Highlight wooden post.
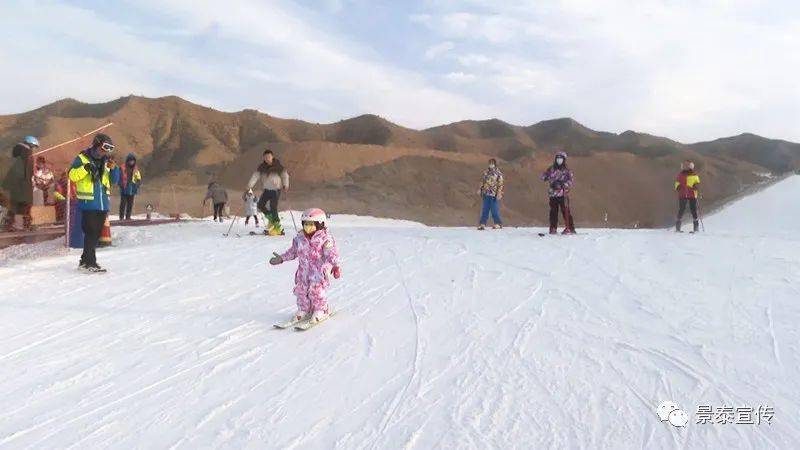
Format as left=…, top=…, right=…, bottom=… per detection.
left=171, top=185, right=179, bottom=219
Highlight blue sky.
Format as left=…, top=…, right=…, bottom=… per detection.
left=1, top=0, right=798, bottom=143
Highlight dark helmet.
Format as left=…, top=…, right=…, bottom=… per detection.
left=92, top=133, right=114, bottom=148
left=126, top=152, right=137, bottom=161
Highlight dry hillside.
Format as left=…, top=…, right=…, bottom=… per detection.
left=2, top=95, right=797, bottom=227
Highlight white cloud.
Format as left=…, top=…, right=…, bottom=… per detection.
left=443, top=72, right=477, bottom=83
left=0, top=0, right=235, bottom=114
left=0, top=0, right=798, bottom=142
left=412, top=0, right=800, bottom=141
left=424, top=41, right=455, bottom=60
left=456, top=54, right=491, bottom=67
left=0, top=0, right=490, bottom=128
left=125, top=0, right=491, bottom=127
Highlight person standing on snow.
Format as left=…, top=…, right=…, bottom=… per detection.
left=203, top=181, right=229, bottom=222
left=541, top=151, right=576, bottom=234
left=477, top=158, right=504, bottom=230
left=247, top=149, right=289, bottom=235
left=118, top=153, right=142, bottom=221
left=674, top=160, right=701, bottom=232
left=32, top=156, right=55, bottom=205
left=1, top=136, right=38, bottom=231
left=242, top=189, right=259, bottom=226
left=54, top=171, right=75, bottom=223
left=68, top=133, right=120, bottom=272
left=269, top=208, right=341, bottom=327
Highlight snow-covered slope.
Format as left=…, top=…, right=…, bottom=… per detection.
left=1, top=191, right=799, bottom=448
left=705, top=175, right=800, bottom=235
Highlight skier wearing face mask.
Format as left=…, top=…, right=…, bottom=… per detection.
left=477, top=158, right=504, bottom=230
left=269, top=208, right=341, bottom=329
left=541, top=151, right=576, bottom=234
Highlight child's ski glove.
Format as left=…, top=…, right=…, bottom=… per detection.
left=332, top=266, right=341, bottom=279
left=269, top=252, right=283, bottom=265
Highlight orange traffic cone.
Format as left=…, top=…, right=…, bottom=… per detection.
left=99, top=215, right=112, bottom=247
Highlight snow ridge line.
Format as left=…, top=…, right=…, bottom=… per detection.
left=0, top=316, right=102, bottom=363
left=1, top=330, right=267, bottom=447
left=371, top=249, right=424, bottom=448
left=765, top=303, right=783, bottom=369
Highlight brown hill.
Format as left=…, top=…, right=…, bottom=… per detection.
left=1, top=95, right=797, bottom=227
left=691, top=133, right=800, bottom=174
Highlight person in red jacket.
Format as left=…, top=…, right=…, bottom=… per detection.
left=54, top=171, right=77, bottom=223
left=674, top=160, right=701, bottom=232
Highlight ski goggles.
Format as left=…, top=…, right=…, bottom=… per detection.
left=100, top=142, right=115, bottom=152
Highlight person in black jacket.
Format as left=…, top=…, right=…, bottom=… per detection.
left=1, top=136, right=39, bottom=231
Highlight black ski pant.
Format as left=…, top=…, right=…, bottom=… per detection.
left=257, top=189, right=280, bottom=219
left=119, top=194, right=135, bottom=220
left=213, top=203, right=226, bottom=221
left=244, top=215, right=259, bottom=225
left=81, top=210, right=107, bottom=267
left=549, top=196, right=575, bottom=231
left=676, top=198, right=699, bottom=231
left=677, top=198, right=698, bottom=221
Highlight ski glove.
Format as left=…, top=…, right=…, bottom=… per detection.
left=84, top=163, right=99, bottom=179
left=269, top=252, right=283, bottom=265
left=332, top=266, right=341, bottom=279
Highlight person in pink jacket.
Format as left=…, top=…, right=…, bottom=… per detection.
left=270, top=208, right=341, bottom=324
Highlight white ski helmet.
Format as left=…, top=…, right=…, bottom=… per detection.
left=301, top=208, right=327, bottom=224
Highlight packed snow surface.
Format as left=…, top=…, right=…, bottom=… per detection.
left=1, top=179, right=799, bottom=449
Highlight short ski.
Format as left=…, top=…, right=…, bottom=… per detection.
left=78, top=266, right=107, bottom=274
left=249, top=230, right=285, bottom=237
left=274, top=315, right=309, bottom=329
left=294, top=311, right=336, bottom=331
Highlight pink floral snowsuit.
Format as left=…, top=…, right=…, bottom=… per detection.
left=280, top=228, right=341, bottom=314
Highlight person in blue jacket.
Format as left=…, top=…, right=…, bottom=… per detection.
left=68, top=134, right=120, bottom=273
left=118, top=152, right=142, bottom=220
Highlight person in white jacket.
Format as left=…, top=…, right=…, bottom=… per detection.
left=247, top=150, right=289, bottom=235
left=242, top=189, right=259, bottom=226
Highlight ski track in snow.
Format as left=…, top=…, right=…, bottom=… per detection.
left=1, top=187, right=800, bottom=449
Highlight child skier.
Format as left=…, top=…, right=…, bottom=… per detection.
left=203, top=181, right=228, bottom=222
left=242, top=189, right=259, bottom=226
left=269, top=208, right=341, bottom=327
left=541, top=151, right=576, bottom=234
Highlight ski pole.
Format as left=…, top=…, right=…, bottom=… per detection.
left=697, top=196, right=705, bottom=232
left=283, top=194, right=298, bottom=232
left=34, top=122, right=114, bottom=156
left=223, top=213, right=239, bottom=237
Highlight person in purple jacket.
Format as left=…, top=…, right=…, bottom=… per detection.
left=541, top=151, right=576, bottom=234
